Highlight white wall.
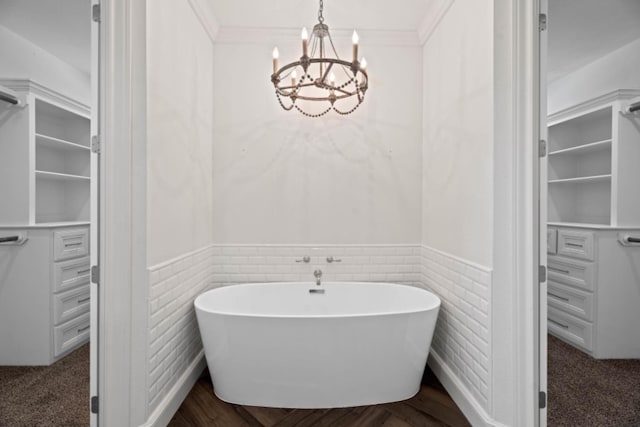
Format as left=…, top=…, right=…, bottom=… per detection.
left=146, top=2, right=214, bottom=266
left=420, top=0, right=522, bottom=425
left=421, top=0, right=494, bottom=267
left=212, top=35, right=423, bottom=245
left=548, top=37, right=640, bottom=114
left=0, top=25, right=90, bottom=105
left=143, top=0, right=215, bottom=422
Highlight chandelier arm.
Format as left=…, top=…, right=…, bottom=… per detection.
left=276, top=82, right=316, bottom=92
left=320, top=62, right=334, bottom=85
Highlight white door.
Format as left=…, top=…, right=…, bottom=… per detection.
left=90, top=1, right=101, bottom=426
left=538, top=0, right=549, bottom=425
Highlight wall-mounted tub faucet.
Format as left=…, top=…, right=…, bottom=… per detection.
left=314, top=269, right=322, bottom=286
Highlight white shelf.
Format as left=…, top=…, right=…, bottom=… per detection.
left=35, top=170, right=91, bottom=182
left=548, top=222, right=640, bottom=230
left=36, top=134, right=90, bottom=152
left=0, top=222, right=90, bottom=229
left=548, top=139, right=611, bottom=157
left=548, top=174, right=611, bottom=184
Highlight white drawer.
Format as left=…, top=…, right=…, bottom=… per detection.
left=53, top=256, right=90, bottom=293
left=548, top=280, right=594, bottom=321
left=548, top=307, right=593, bottom=352
left=53, top=228, right=89, bottom=261
left=547, top=256, right=595, bottom=292
left=557, top=229, right=594, bottom=261
left=54, top=312, right=90, bottom=357
left=547, top=228, right=557, bottom=255
left=53, top=285, right=90, bottom=326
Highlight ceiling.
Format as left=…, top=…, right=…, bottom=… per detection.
left=1, top=0, right=639, bottom=82
left=0, top=0, right=91, bottom=75
left=548, top=0, right=640, bottom=81
left=209, top=0, right=433, bottom=32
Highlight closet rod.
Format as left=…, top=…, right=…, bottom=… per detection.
left=0, top=236, right=19, bottom=243
left=629, top=101, right=640, bottom=113
left=0, top=91, right=18, bottom=105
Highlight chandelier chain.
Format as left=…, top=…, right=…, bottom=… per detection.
left=318, top=0, right=324, bottom=23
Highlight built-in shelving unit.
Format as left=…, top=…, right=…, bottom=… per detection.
left=0, top=79, right=91, bottom=226
left=547, top=90, right=640, bottom=227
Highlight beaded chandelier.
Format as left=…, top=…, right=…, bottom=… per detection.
left=270, top=0, right=369, bottom=117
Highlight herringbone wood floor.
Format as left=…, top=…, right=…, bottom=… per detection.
left=169, top=367, right=470, bottom=427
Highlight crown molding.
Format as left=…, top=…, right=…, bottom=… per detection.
left=0, top=78, right=90, bottom=114
left=187, top=0, right=219, bottom=43
left=214, top=27, right=421, bottom=47
left=418, top=0, right=456, bottom=45
left=548, top=89, right=640, bottom=122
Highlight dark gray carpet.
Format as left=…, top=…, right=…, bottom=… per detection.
left=548, top=334, right=640, bottom=427
left=0, top=344, right=89, bottom=427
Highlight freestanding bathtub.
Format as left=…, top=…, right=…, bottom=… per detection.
left=194, top=282, right=441, bottom=408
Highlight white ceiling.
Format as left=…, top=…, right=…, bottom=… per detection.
left=209, top=0, right=433, bottom=31
left=1, top=0, right=639, bottom=82
left=548, top=0, right=640, bottom=81
left=0, top=0, right=91, bottom=75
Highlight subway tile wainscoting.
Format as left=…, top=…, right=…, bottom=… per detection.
left=146, top=243, right=492, bottom=423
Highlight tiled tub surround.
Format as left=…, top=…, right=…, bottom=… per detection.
left=419, top=245, right=492, bottom=412
left=148, top=246, right=215, bottom=411
left=210, top=245, right=422, bottom=285
left=145, top=243, right=491, bottom=420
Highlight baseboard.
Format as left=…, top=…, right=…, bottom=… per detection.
left=142, top=351, right=207, bottom=427
left=428, top=351, right=508, bottom=427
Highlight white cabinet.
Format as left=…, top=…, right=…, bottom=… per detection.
left=0, top=79, right=90, bottom=226
left=0, top=225, right=90, bottom=365
left=547, top=226, right=640, bottom=358
left=548, top=90, right=640, bottom=227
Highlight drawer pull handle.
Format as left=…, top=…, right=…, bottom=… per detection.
left=77, top=325, right=90, bottom=333
left=549, top=319, right=569, bottom=329
left=77, top=297, right=91, bottom=304
left=566, top=243, right=583, bottom=248
left=548, top=292, right=570, bottom=302
left=64, top=242, right=83, bottom=248
left=548, top=266, right=570, bottom=274
left=77, top=269, right=91, bottom=275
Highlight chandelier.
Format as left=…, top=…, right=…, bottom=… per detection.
left=270, top=0, right=369, bottom=117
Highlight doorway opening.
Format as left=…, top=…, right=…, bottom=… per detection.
left=0, top=1, right=98, bottom=425
left=543, top=1, right=640, bottom=425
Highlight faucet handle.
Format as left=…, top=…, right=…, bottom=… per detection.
left=326, top=256, right=342, bottom=263
left=296, top=256, right=311, bottom=263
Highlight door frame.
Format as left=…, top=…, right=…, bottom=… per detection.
left=94, top=0, right=546, bottom=425
left=96, top=0, right=148, bottom=425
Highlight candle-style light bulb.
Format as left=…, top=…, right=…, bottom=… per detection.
left=352, top=30, right=359, bottom=62
left=301, top=27, right=309, bottom=57
left=272, top=47, right=279, bottom=74
left=360, top=57, right=367, bottom=70
left=291, top=70, right=298, bottom=88
left=329, top=72, right=336, bottom=88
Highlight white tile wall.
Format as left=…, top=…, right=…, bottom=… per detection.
left=210, top=244, right=421, bottom=285
left=145, top=243, right=492, bottom=415
left=418, top=244, right=492, bottom=410
left=147, top=245, right=215, bottom=411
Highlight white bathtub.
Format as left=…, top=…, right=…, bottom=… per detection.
left=194, top=282, right=441, bottom=408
